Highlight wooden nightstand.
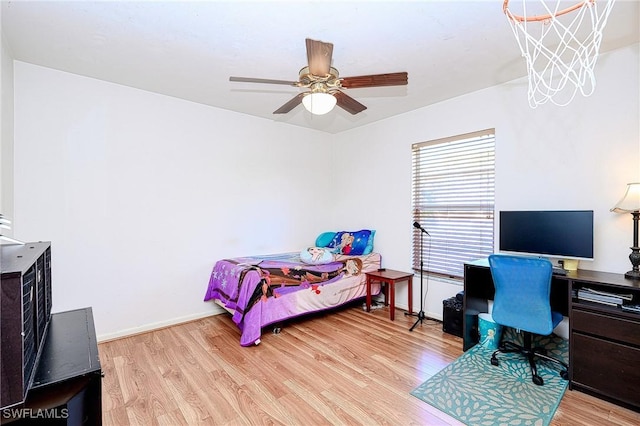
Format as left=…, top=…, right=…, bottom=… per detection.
left=365, top=269, right=414, bottom=320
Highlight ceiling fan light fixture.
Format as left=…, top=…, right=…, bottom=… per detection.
left=302, top=92, right=337, bottom=115
left=230, top=38, right=407, bottom=116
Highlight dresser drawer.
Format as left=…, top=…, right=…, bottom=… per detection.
left=571, top=333, right=640, bottom=409
left=572, top=308, right=640, bottom=346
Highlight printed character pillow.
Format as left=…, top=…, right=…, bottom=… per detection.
left=300, top=247, right=334, bottom=264
left=328, top=230, right=373, bottom=255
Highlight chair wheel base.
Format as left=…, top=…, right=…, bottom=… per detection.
left=560, top=370, right=569, bottom=380
left=490, top=357, right=499, bottom=366
left=533, top=375, right=544, bottom=386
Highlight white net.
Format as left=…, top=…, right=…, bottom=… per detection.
left=504, top=0, right=616, bottom=108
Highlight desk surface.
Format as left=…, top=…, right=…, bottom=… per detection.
left=466, top=258, right=639, bottom=290
left=31, top=308, right=101, bottom=389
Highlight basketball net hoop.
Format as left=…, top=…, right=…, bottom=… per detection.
left=503, top=0, right=616, bottom=108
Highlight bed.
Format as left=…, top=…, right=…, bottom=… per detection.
left=203, top=230, right=381, bottom=346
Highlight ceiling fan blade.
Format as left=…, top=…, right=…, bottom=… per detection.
left=306, top=38, right=333, bottom=76
left=334, top=91, right=367, bottom=115
left=340, top=72, right=408, bottom=89
left=273, top=93, right=305, bottom=114
left=230, top=76, right=298, bottom=86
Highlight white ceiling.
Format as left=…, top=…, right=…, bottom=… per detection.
left=2, top=0, right=638, bottom=134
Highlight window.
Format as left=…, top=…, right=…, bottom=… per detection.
left=412, top=129, right=495, bottom=279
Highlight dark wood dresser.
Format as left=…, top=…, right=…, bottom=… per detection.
left=568, top=270, right=640, bottom=410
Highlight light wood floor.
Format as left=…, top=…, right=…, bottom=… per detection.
left=99, top=304, right=640, bottom=425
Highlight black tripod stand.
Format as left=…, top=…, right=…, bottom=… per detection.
left=406, top=221, right=430, bottom=331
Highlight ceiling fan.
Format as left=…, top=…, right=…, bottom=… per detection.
left=229, top=38, right=408, bottom=116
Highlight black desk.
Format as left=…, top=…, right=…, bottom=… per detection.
left=463, top=258, right=570, bottom=351
left=463, top=259, right=640, bottom=411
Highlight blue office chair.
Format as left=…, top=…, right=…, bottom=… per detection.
left=488, top=254, right=569, bottom=386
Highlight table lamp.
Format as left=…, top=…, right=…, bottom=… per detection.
left=611, top=182, right=640, bottom=279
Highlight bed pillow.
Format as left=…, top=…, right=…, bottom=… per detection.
left=315, top=232, right=337, bottom=248
left=327, top=230, right=374, bottom=256
left=300, top=247, right=334, bottom=264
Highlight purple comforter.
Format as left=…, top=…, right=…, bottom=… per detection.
left=204, top=252, right=381, bottom=346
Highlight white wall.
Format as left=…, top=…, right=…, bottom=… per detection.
left=11, top=44, right=639, bottom=338
left=331, top=44, right=640, bottom=320
left=13, top=62, right=334, bottom=339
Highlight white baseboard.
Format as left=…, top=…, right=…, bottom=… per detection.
left=97, top=305, right=225, bottom=343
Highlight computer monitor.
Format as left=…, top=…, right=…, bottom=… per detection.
left=499, top=210, right=594, bottom=261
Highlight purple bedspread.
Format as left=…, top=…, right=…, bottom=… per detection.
left=204, top=252, right=382, bottom=346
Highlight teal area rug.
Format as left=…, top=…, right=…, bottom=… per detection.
left=411, top=329, right=569, bottom=426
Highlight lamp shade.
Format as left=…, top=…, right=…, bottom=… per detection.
left=611, top=182, right=640, bottom=213
left=302, top=92, right=337, bottom=115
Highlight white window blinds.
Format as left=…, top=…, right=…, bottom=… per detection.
left=412, top=129, right=495, bottom=279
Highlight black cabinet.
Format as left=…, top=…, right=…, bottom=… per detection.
left=1, top=242, right=52, bottom=409
left=2, top=308, right=102, bottom=425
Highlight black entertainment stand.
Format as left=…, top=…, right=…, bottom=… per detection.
left=463, top=258, right=640, bottom=411
left=2, top=308, right=102, bottom=425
